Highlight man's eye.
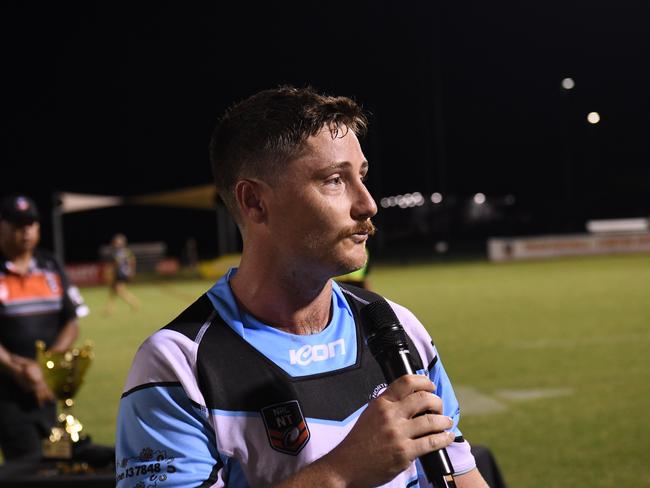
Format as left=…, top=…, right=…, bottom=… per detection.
left=326, top=176, right=343, bottom=185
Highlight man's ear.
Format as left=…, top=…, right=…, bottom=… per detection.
left=234, top=179, right=267, bottom=224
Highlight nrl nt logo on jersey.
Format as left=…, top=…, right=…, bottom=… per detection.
left=261, top=400, right=310, bottom=455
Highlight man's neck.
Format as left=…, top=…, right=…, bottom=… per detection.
left=1, top=247, right=33, bottom=275
left=230, top=252, right=333, bottom=335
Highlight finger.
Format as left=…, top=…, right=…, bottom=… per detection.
left=400, top=390, right=443, bottom=417
left=410, top=430, right=456, bottom=458
left=404, top=413, right=454, bottom=439
left=381, top=375, right=435, bottom=402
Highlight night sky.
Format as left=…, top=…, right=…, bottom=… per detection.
left=4, top=1, right=650, bottom=260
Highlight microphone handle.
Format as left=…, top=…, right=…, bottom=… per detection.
left=377, top=349, right=457, bottom=488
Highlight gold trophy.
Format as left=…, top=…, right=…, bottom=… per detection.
left=36, top=340, right=93, bottom=459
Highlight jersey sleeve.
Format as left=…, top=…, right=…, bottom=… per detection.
left=388, top=300, right=478, bottom=478
left=64, top=283, right=89, bottom=318
left=115, top=329, right=227, bottom=487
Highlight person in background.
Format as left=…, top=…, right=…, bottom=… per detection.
left=104, top=233, right=139, bottom=314
left=115, top=87, right=487, bottom=487
left=0, top=194, right=86, bottom=461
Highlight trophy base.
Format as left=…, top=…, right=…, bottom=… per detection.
left=42, top=428, right=72, bottom=459
left=42, top=428, right=90, bottom=461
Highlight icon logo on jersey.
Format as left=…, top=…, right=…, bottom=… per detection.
left=261, top=400, right=310, bottom=455
left=289, top=338, right=346, bottom=366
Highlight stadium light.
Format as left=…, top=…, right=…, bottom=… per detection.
left=587, top=112, right=600, bottom=124
left=561, top=77, right=575, bottom=90
left=413, top=192, right=425, bottom=207
left=380, top=191, right=426, bottom=209
left=431, top=192, right=443, bottom=204
left=473, top=193, right=486, bottom=205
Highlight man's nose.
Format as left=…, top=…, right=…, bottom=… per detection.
left=351, top=181, right=378, bottom=220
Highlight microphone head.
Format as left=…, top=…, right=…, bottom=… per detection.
left=360, top=300, right=409, bottom=356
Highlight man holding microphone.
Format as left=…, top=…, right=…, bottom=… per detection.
left=116, top=87, right=488, bottom=487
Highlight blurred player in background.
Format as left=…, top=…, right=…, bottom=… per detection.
left=0, top=194, right=87, bottom=460
left=104, top=233, right=139, bottom=315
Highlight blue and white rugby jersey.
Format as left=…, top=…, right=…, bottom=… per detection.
left=116, top=269, right=476, bottom=487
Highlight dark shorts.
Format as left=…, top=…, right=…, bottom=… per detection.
left=115, top=274, right=130, bottom=283
left=112, top=270, right=131, bottom=286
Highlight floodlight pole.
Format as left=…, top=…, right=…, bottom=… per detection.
left=560, top=85, right=576, bottom=232
left=432, top=3, right=451, bottom=251
left=432, top=7, right=448, bottom=197
left=52, top=192, right=65, bottom=264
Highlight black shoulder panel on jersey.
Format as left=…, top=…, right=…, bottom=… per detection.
left=338, top=282, right=426, bottom=371
left=162, top=294, right=215, bottom=342
left=195, top=283, right=429, bottom=421
left=196, top=309, right=386, bottom=422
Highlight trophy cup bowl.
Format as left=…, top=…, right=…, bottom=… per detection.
left=36, top=340, right=93, bottom=460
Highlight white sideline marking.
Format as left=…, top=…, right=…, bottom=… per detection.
left=456, top=386, right=574, bottom=416
left=454, top=386, right=508, bottom=416
left=494, top=388, right=573, bottom=402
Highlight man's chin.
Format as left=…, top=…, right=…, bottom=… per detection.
left=334, top=256, right=367, bottom=277
left=322, top=242, right=367, bottom=277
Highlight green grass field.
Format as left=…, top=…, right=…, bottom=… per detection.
left=72, top=253, right=650, bottom=487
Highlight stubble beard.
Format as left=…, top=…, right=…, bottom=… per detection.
left=328, top=219, right=376, bottom=276
left=294, top=219, right=375, bottom=279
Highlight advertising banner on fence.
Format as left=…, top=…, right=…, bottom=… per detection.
left=66, top=262, right=108, bottom=286
left=488, top=232, right=650, bottom=261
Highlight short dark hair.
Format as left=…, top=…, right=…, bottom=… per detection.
left=209, top=86, right=367, bottom=221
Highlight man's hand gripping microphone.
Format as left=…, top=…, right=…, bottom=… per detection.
left=361, top=300, right=457, bottom=488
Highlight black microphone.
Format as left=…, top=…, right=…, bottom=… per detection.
left=361, top=300, right=456, bottom=488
